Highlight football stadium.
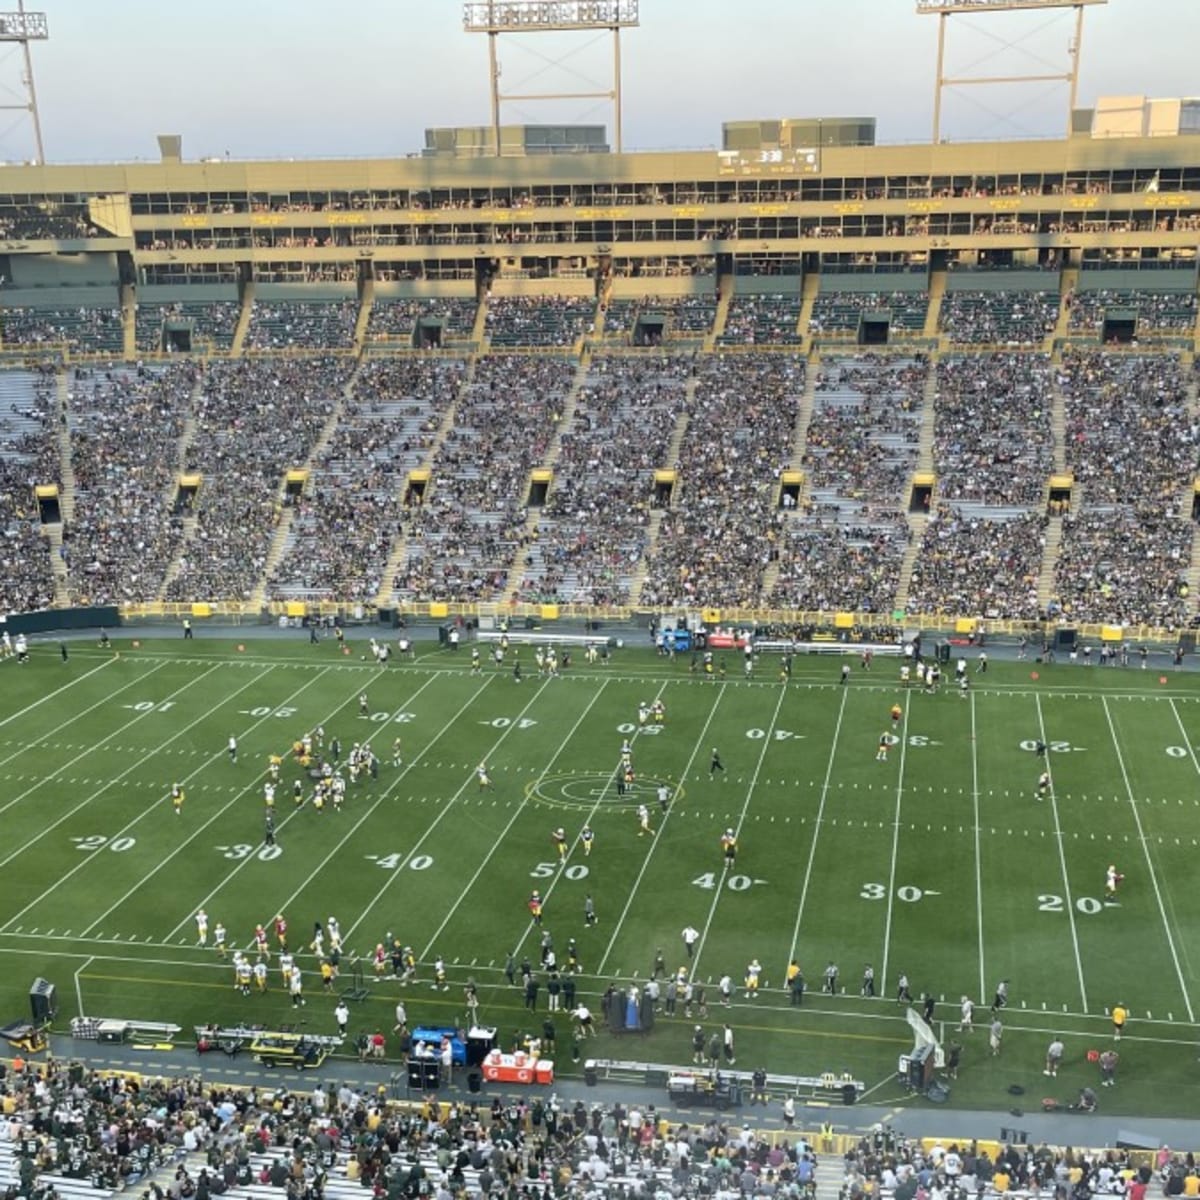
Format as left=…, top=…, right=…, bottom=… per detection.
left=3, top=0, right=1200, bottom=1194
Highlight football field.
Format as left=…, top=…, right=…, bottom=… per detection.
left=2, top=633, right=1199, bottom=1117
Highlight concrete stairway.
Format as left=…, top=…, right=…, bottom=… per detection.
left=625, top=401, right=692, bottom=602
left=471, top=293, right=488, bottom=346
left=352, top=284, right=374, bottom=354
left=120, top=282, right=137, bottom=361
left=789, top=353, right=819, bottom=471
left=922, top=265, right=947, bottom=339
left=706, top=281, right=734, bottom=349
left=915, top=363, right=939, bottom=473
left=43, top=524, right=69, bottom=606
left=893, top=511, right=927, bottom=615
left=763, top=353, right=822, bottom=596
left=56, top=371, right=77, bottom=524
left=1048, top=365, right=1068, bottom=471
left=250, top=365, right=360, bottom=608
left=230, top=284, right=255, bottom=357
left=1050, top=265, right=1080, bottom=347
left=798, top=271, right=820, bottom=350
left=1037, top=511, right=1066, bottom=612
left=156, top=374, right=205, bottom=602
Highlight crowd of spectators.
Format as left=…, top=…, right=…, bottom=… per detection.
left=1052, top=351, right=1194, bottom=625
left=906, top=507, right=1046, bottom=620
left=839, top=1126, right=1172, bottom=1200
left=395, top=355, right=575, bottom=603
left=804, top=355, right=927, bottom=509
left=0, top=1057, right=823, bottom=1200
left=640, top=353, right=803, bottom=608
left=767, top=525, right=907, bottom=614
left=165, top=359, right=350, bottom=603
left=1, top=307, right=125, bottom=354
left=485, top=297, right=595, bottom=348
left=135, top=302, right=242, bottom=353
left=367, top=298, right=479, bottom=344
left=518, top=355, right=691, bottom=606
left=246, top=302, right=358, bottom=351
left=0, top=366, right=59, bottom=612
left=0, top=204, right=96, bottom=241
left=603, top=295, right=718, bottom=344
left=809, top=292, right=929, bottom=335
left=931, top=354, right=1055, bottom=507
left=938, top=291, right=1058, bottom=347
left=269, top=357, right=466, bottom=602
left=1068, top=289, right=1196, bottom=334
left=717, top=295, right=804, bottom=346
left=65, top=364, right=199, bottom=605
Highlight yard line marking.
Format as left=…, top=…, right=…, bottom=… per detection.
left=1102, top=697, right=1194, bottom=1021
left=0, top=657, right=230, bottom=832
left=83, top=665, right=365, bottom=939
left=970, top=690, right=985, bottom=1003
left=0, top=654, right=124, bottom=730
left=879, top=704, right=910, bottom=995
left=786, top=687, right=848, bottom=972
left=420, top=679, right=613, bottom=960
left=160, top=670, right=450, bottom=943
left=597, top=685, right=728, bottom=977
left=342, top=676, right=559, bottom=948
left=506, top=679, right=672, bottom=962
left=1036, top=692, right=1088, bottom=1012
left=692, top=681, right=789, bottom=980
left=0, top=660, right=187, bottom=820
left=0, top=664, right=275, bottom=927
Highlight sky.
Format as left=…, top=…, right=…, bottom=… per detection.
left=0, top=0, right=1195, bottom=163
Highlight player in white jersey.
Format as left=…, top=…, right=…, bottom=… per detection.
left=253, top=960, right=268, bottom=993
left=638, top=702, right=650, bottom=727
left=214, top=923, right=228, bottom=957
left=477, top=763, right=493, bottom=791
left=195, top=909, right=209, bottom=946
left=327, top=916, right=342, bottom=951
left=264, top=782, right=276, bottom=809
left=279, top=952, right=295, bottom=986
left=227, top=736, right=237, bottom=763
left=637, top=805, right=652, bottom=836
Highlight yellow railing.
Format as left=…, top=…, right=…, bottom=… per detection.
left=106, top=597, right=1183, bottom=646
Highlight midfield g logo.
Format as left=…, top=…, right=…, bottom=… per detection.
left=524, top=771, right=682, bottom=812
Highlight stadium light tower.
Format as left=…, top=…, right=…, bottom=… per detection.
left=917, top=0, right=1107, bottom=143
left=463, top=1, right=640, bottom=156
left=0, top=1, right=48, bottom=164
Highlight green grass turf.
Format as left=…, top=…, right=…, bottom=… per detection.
left=2, top=634, right=1199, bottom=1118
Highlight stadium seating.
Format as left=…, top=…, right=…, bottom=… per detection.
left=366, top=296, right=479, bottom=344
left=518, top=353, right=692, bottom=605
left=1, top=306, right=125, bottom=353
left=718, top=293, right=804, bottom=345
left=0, top=367, right=58, bottom=612
left=809, top=291, right=929, bottom=336
left=603, top=294, right=718, bottom=343
left=245, top=300, right=358, bottom=350
left=485, top=295, right=595, bottom=347
left=939, top=290, right=1058, bottom=346
left=640, top=352, right=803, bottom=608
left=931, top=354, right=1055, bottom=507
left=1052, top=350, right=1193, bottom=625
left=165, top=358, right=352, bottom=602
left=67, top=363, right=198, bottom=605
left=135, top=300, right=241, bottom=352
left=1069, top=288, right=1197, bottom=335
left=395, top=355, right=576, bottom=602
left=269, top=357, right=466, bottom=601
